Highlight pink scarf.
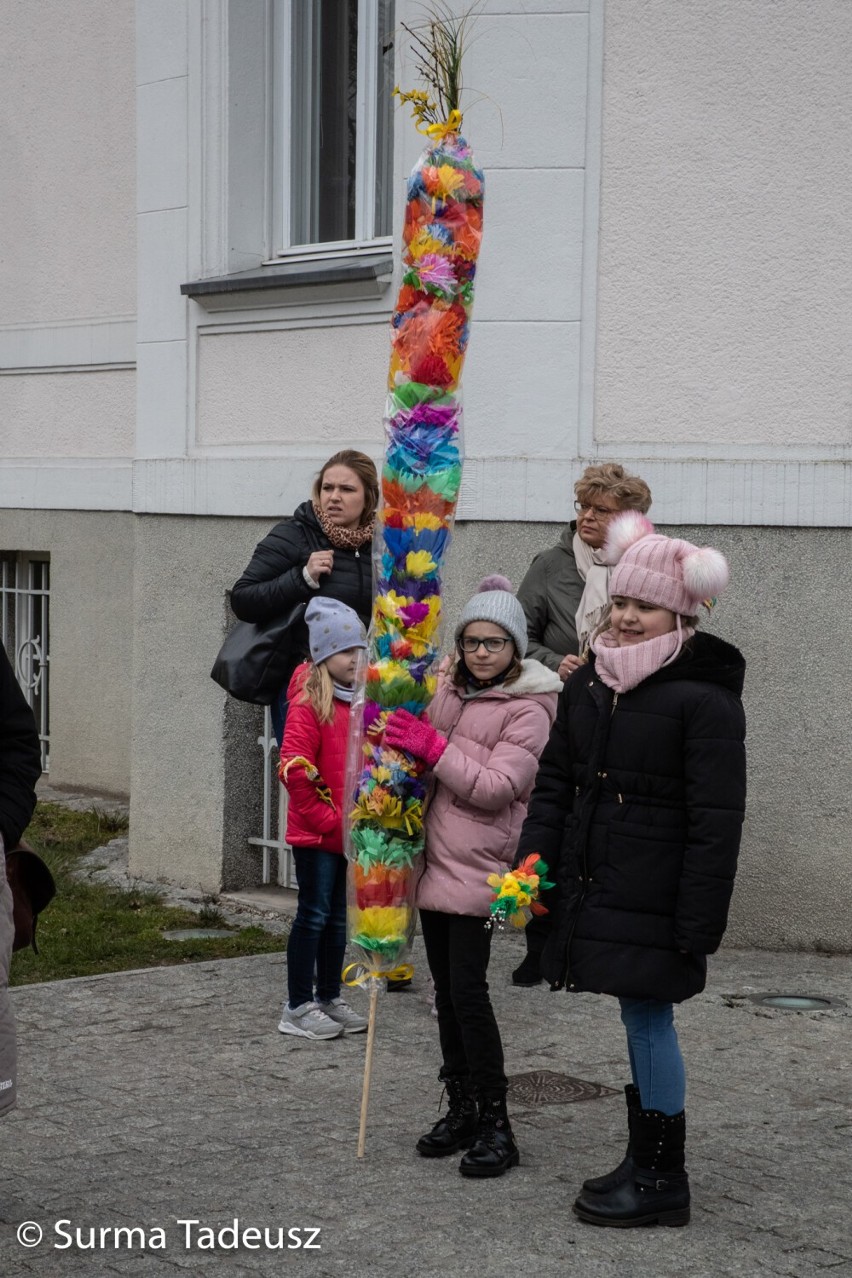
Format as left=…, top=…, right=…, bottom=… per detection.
left=591, top=620, right=695, bottom=694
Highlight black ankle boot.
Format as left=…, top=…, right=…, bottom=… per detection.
left=459, top=1094, right=520, bottom=1178
left=416, top=1075, right=477, bottom=1158
left=511, top=952, right=543, bottom=986
left=582, top=1084, right=640, bottom=1194
left=574, top=1107, right=690, bottom=1227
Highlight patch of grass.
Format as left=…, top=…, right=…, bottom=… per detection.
left=197, top=901, right=227, bottom=928
left=10, top=803, right=285, bottom=986
left=90, top=805, right=130, bottom=836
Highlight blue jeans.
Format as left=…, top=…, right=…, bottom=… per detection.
left=618, top=998, right=686, bottom=1115
left=287, top=847, right=347, bottom=1008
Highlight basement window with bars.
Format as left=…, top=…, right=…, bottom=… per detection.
left=275, top=0, right=395, bottom=255
left=0, top=553, right=49, bottom=773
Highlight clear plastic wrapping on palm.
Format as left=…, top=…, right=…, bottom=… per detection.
left=346, top=118, right=484, bottom=983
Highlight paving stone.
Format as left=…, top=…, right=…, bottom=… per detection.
left=1, top=941, right=850, bottom=1276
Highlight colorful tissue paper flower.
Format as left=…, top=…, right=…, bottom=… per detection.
left=488, top=856, right=555, bottom=928
left=381, top=478, right=456, bottom=519
left=408, top=354, right=454, bottom=389
left=412, top=253, right=457, bottom=297
left=421, top=162, right=466, bottom=199
left=348, top=905, right=413, bottom=956
left=350, top=827, right=422, bottom=871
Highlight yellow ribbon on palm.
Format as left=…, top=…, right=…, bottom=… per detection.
left=342, top=962, right=415, bottom=988
left=420, top=109, right=463, bottom=140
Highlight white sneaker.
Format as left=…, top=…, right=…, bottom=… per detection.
left=317, top=997, right=368, bottom=1034
left=278, top=1001, right=343, bottom=1040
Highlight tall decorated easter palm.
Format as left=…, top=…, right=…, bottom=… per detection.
left=346, top=6, right=485, bottom=1156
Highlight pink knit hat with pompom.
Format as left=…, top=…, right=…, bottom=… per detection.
left=604, top=512, right=730, bottom=616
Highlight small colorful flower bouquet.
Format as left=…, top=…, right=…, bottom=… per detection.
left=487, top=854, right=555, bottom=928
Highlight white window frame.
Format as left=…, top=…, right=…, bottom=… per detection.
left=272, top=0, right=394, bottom=262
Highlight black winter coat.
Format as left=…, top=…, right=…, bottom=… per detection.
left=516, top=632, right=746, bottom=1003
left=0, top=644, right=41, bottom=849
left=229, top=502, right=373, bottom=688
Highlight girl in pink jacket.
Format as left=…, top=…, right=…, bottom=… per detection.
left=385, top=577, right=561, bottom=1177
left=277, top=598, right=369, bottom=1042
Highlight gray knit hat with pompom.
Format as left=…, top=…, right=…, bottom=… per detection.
left=454, top=575, right=528, bottom=659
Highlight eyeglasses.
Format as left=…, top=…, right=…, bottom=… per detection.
left=458, top=635, right=512, bottom=654
left=574, top=500, right=618, bottom=518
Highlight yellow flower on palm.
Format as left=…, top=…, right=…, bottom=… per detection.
left=408, top=229, right=449, bottom=260
left=433, top=163, right=465, bottom=197
left=406, top=550, right=438, bottom=578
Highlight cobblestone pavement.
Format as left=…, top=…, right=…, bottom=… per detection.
left=1, top=937, right=850, bottom=1278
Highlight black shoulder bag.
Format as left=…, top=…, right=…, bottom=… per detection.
left=210, top=598, right=307, bottom=705
left=210, top=522, right=321, bottom=705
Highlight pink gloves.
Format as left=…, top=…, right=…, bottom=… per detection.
left=384, top=708, right=448, bottom=767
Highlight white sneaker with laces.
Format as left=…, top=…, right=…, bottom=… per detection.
left=278, top=1001, right=343, bottom=1040
left=318, top=997, right=368, bottom=1034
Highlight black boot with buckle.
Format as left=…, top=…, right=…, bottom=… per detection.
left=573, top=1107, right=690, bottom=1227
left=581, top=1084, right=640, bottom=1194
left=416, top=1074, right=478, bottom=1158
left=458, top=1094, right=520, bottom=1178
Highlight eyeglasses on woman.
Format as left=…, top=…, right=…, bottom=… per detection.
left=574, top=500, right=618, bottom=518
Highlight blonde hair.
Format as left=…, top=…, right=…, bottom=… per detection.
left=298, top=662, right=336, bottom=724
left=312, top=450, right=379, bottom=525
left=575, top=463, right=652, bottom=514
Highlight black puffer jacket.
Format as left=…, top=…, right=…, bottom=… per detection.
left=516, top=632, right=746, bottom=1003
left=230, top=502, right=373, bottom=685
left=0, top=644, right=41, bottom=849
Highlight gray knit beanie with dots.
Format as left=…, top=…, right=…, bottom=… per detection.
left=305, top=597, right=367, bottom=665
left=454, top=575, right=528, bottom=659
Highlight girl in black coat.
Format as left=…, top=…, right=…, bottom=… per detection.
left=230, top=450, right=378, bottom=742
left=517, top=512, right=746, bottom=1229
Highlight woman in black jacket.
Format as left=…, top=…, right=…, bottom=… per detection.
left=230, top=450, right=378, bottom=743
left=517, top=512, right=746, bottom=1229
left=0, top=642, right=42, bottom=1119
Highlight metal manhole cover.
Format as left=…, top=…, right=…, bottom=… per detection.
left=508, top=1070, right=619, bottom=1106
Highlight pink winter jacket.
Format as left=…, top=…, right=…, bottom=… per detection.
left=416, top=660, right=561, bottom=917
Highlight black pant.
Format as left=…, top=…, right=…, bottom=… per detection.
left=419, top=909, right=507, bottom=1098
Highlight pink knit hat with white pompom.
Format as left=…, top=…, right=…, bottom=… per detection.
left=604, top=512, right=730, bottom=616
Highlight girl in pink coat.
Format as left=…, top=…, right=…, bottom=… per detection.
left=384, top=577, right=561, bottom=1177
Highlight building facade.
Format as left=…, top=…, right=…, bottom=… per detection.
left=1, top=0, right=850, bottom=949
